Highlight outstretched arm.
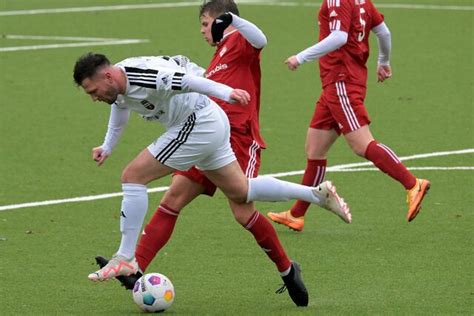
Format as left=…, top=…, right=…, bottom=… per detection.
left=372, top=22, right=392, bottom=82
left=211, top=12, right=267, bottom=48
left=170, top=55, right=206, bottom=77
left=182, top=74, right=250, bottom=105
left=285, top=30, right=348, bottom=70
left=94, top=104, right=130, bottom=166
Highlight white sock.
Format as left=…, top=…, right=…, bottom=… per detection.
left=117, top=183, right=148, bottom=259
left=247, top=176, right=321, bottom=205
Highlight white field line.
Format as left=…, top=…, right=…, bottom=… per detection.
left=0, top=2, right=203, bottom=16
left=0, top=1, right=471, bottom=16
left=4, top=35, right=126, bottom=42
left=243, top=1, right=474, bottom=11
left=0, top=37, right=149, bottom=52
left=328, top=166, right=474, bottom=172
left=0, top=148, right=472, bottom=212
left=265, top=148, right=474, bottom=177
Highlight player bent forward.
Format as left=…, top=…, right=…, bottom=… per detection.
left=73, top=53, right=349, bottom=306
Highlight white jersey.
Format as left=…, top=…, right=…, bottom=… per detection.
left=115, top=55, right=209, bottom=129
left=100, top=55, right=235, bottom=154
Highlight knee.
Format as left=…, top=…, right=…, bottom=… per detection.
left=305, top=142, right=328, bottom=160
left=161, top=187, right=186, bottom=211
left=227, top=193, right=247, bottom=205
left=121, top=165, right=140, bottom=183
left=232, top=211, right=248, bottom=226
left=349, top=142, right=369, bottom=157
left=352, top=146, right=366, bottom=157
left=223, top=185, right=248, bottom=204
left=231, top=204, right=255, bottom=226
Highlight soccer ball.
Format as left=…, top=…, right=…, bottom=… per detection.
left=132, top=273, right=175, bottom=313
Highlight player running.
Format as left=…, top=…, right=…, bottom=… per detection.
left=268, top=0, right=430, bottom=232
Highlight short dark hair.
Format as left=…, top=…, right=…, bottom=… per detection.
left=73, top=52, right=110, bottom=86
left=199, top=0, right=239, bottom=18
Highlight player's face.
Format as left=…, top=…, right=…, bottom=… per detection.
left=81, top=72, right=118, bottom=105
left=200, top=13, right=216, bottom=47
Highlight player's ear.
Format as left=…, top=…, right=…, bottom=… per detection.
left=104, top=71, right=113, bottom=82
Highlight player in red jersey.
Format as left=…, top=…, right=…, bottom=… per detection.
left=92, top=0, right=333, bottom=306
left=268, top=0, right=430, bottom=231
left=137, top=1, right=274, bottom=277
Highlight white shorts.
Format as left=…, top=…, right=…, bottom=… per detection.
left=147, top=102, right=236, bottom=171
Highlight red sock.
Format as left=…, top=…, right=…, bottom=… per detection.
left=135, top=204, right=179, bottom=272
left=291, top=159, right=327, bottom=218
left=244, top=211, right=291, bottom=272
left=365, top=140, right=416, bottom=190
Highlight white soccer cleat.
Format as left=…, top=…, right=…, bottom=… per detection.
left=88, top=254, right=139, bottom=281
left=313, top=181, right=352, bottom=223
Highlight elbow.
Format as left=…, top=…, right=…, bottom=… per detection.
left=253, top=34, right=267, bottom=49
left=336, top=39, right=347, bottom=49
left=255, top=40, right=267, bottom=49
left=373, top=22, right=391, bottom=38
left=332, top=31, right=348, bottom=49
left=379, top=28, right=391, bottom=38
left=336, top=36, right=348, bottom=49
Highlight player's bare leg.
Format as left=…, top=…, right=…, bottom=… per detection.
left=203, top=161, right=340, bottom=206
left=343, top=125, right=375, bottom=157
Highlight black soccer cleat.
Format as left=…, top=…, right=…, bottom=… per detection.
left=94, top=256, right=142, bottom=290
left=118, top=271, right=142, bottom=290
left=276, top=261, right=309, bottom=307
left=95, top=256, right=109, bottom=269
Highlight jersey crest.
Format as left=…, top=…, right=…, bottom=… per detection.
left=219, top=46, right=228, bottom=57
left=140, top=99, right=156, bottom=110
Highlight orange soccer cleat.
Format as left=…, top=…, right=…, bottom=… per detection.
left=406, top=178, right=431, bottom=222
left=267, top=210, right=305, bottom=232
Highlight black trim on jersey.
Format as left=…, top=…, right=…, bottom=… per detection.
left=125, top=67, right=158, bottom=89
left=124, top=66, right=158, bottom=75
left=127, top=73, right=156, bottom=80
left=155, top=113, right=196, bottom=163
left=171, top=72, right=185, bottom=91
left=128, top=76, right=156, bottom=84
left=129, top=81, right=156, bottom=89
left=161, top=56, right=170, bottom=61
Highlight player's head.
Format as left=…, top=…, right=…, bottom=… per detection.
left=73, top=53, right=121, bottom=104
left=199, top=0, right=239, bottom=18
left=199, top=0, right=239, bottom=46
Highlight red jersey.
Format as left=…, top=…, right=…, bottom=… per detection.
left=205, top=31, right=266, bottom=148
left=318, top=0, right=384, bottom=87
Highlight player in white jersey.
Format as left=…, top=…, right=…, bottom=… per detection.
left=73, top=53, right=348, bottom=306
left=113, top=55, right=209, bottom=129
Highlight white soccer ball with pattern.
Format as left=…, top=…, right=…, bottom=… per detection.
left=132, top=273, right=175, bottom=312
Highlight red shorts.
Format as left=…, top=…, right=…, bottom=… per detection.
left=173, top=130, right=262, bottom=196
left=310, top=81, right=370, bottom=134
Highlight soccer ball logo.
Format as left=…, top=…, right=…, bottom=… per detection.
left=132, top=273, right=175, bottom=312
